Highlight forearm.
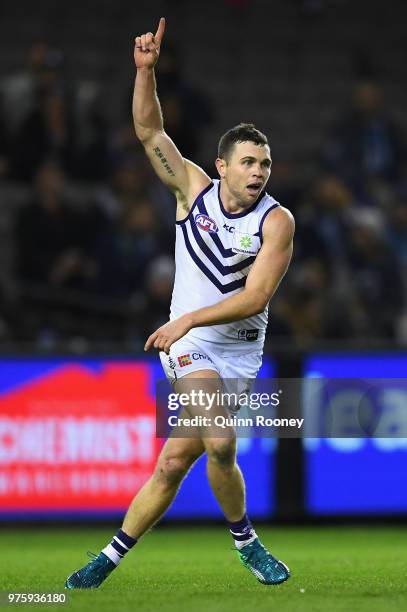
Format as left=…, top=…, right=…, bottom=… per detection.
left=185, top=289, right=266, bottom=330
left=133, top=67, right=163, bottom=142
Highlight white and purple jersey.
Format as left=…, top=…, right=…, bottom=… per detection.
left=170, top=179, right=280, bottom=346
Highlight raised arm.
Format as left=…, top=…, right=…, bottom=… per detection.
left=133, top=18, right=210, bottom=213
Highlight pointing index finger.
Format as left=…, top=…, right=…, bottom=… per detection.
left=154, top=17, right=166, bottom=44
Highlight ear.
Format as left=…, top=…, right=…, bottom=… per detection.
left=215, top=157, right=226, bottom=179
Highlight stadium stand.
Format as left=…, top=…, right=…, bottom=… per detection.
left=0, top=0, right=405, bottom=347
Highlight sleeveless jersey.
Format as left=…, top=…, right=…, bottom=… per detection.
left=170, top=179, right=280, bottom=345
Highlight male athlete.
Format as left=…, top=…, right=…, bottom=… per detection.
left=66, top=17, right=294, bottom=589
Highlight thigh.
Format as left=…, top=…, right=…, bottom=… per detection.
left=174, top=369, right=225, bottom=419
left=173, top=369, right=236, bottom=439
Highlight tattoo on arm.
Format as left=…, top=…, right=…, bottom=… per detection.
left=153, top=146, right=176, bottom=177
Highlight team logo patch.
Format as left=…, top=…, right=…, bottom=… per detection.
left=195, top=213, right=218, bottom=233
left=178, top=354, right=192, bottom=367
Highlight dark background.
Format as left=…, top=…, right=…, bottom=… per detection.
left=0, top=0, right=406, bottom=352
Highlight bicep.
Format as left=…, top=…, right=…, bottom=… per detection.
left=143, top=131, right=210, bottom=201
left=143, top=131, right=188, bottom=195
left=245, top=207, right=295, bottom=305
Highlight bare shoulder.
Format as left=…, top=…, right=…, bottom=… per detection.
left=262, top=205, right=295, bottom=246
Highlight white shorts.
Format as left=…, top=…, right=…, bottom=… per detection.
left=160, top=335, right=263, bottom=391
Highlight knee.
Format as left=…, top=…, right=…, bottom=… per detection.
left=155, top=455, right=193, bottom=489
left=206, top=438, right=236, bottom=470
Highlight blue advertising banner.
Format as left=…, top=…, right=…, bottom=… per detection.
left=304, top=354, right=407, bottom=514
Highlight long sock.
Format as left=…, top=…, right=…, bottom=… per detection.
left=228, top=513, right=257, bottom=550
left=101, top=528, right=138, bottom=566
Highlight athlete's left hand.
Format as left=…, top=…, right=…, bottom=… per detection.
left=144, top=316, right=192, bottom=354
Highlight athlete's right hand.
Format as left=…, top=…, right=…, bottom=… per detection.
left=134, top=17, right=166, bottom=69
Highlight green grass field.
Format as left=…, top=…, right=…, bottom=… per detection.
left=2, top=526, right=407, bottom=612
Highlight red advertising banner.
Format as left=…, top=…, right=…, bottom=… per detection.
left=0, top=361, right=160, bottom=511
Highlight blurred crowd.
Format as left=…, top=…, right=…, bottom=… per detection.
left=0, top=42, right=406, bottom=349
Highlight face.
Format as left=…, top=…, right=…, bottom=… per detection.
left=216, top=141, right=272, bottom=206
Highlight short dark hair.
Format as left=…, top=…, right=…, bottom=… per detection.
left=218, top=123, right=269, bottom=161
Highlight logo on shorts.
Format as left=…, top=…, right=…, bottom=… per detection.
left=192, top=352, right=213, bottom=363
left=168, top=356, right=177, bottom=370
left=178, top=354, right=192, bottom=367
left=238, top=329, right=259, bottom=342
left=195, top=214, right=218, bottom=233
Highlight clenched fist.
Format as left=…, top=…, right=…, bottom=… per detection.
left=134, top=17, right=166, bottom=69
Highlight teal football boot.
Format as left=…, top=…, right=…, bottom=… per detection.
left=65, top=552, right=116, bottom=589
left=237, top=538, right=290, bottom=585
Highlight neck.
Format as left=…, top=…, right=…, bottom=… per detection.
left=219, top=179, right=248, bottom=215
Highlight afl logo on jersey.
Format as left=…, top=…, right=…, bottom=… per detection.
left=195, top=213, right=218, bottom=233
